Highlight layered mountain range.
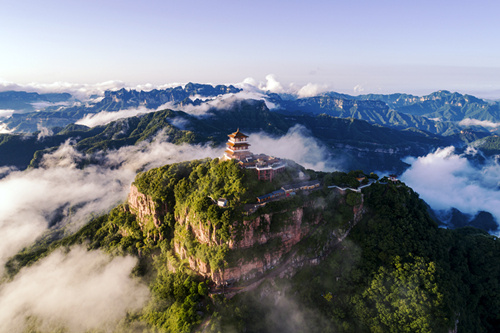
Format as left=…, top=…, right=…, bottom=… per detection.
left=1, top=84, right=499, bottom=135
left=1, top=84, right=498, bottom=172
left=3, top=84, right=500, bottom=332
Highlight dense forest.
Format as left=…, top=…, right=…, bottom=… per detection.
left=6, top=159, right=500, bottom=332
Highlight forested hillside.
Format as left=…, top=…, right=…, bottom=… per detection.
left=6, top=158, right=500, bottom=332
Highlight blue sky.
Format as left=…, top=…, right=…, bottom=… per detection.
left=1, top=0, right=500, bottom=97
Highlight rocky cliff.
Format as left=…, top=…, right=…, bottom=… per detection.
left=128, top=185, right=168, bottom=229
left=127, top=182, right=364, bottom=286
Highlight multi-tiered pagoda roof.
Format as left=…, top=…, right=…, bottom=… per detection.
left=222, top=129, right=286, bottom=181
left=224, top=129, right=251, bottom=160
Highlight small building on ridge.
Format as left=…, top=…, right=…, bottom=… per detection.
left=223, top=129, right=286, bottom=181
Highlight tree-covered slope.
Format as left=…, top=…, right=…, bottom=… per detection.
left=470, top=135, right=500, bottom=156
left=211, top=182, right=500, bottom=333
left=5, top=159, right=500, bottom=333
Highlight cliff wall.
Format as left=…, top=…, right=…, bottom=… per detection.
left=128, top=185, right=168, bottom=228
left=128, top=183, right=363, bottom=286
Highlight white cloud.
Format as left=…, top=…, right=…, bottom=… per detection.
left=248, top=124, right=341, bottom=171
left=297, top=83, right=329, bottom=98
left=189, top=94, right=217, bottom=102
left=237, top=75, right=330, bottom=100
left=0, top=134, right=224, bottom=272
left=459, top=118, right=500, bottom=128
left=259, top=74, right=285, bottom=93
left=36, top=124, right=53, bottom=140
left=168, top=116, right=190, bottom=130
left=0, top=166, right=16, bottom=178
left=0, top=246, right=149, bottom=333
left=0, top=122, right=14, bottom=134
left=353, top=84, right=365, bottom=94
left=401, top=146, right=500, bottom=230
left=242, top=77, right=258, bottom=87
left=75, top=107, right=152, bottom=127
left=0, top=109, right=14, bottom=119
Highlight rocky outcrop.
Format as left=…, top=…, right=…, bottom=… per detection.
left=229, top=208, right=312, bottom=251
left=128, top=183, right=364, bottom=286
left=127, top=184, right=167, bottom=228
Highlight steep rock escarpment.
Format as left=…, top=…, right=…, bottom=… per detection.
left=128, top=183, right=363, bottom=285
left=128, top=185, right=168, bottom=228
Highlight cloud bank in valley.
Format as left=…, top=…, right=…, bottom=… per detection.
left=0, top=109, right=14, bottom=119
left=459, top=118, right=500, bottom=128
left=0, top=130, right=226, bottom=331
left=75, top=106, right=153, bottom=127
left=0, top=110, right=15, bottom=134
left=400, top=146, right=500, bottom=229
left=249, top=124, right=341, bottom=172
left=0, top=122, right=13, bottom=134
left=0, top=133, right=223, bottom=273
left=0, top=246, right=149, bottom=333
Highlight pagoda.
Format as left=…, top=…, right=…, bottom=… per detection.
left=222, top=129, right=286, bottom=181
left=223, top=129, right=252, bottom=161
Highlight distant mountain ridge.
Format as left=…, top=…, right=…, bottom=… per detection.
left=98, top=82, right=241, bottom=110
left=271, top=94, right=460, bottom=135
left=356, top=90, right=500, bottom=122
left=1, top=84, right=499, bottom=136
left=1, top=83, right=241, bottom=132
left=0, top=91, right=74, bottom=112
left=0, top=99, right=448, bottom=172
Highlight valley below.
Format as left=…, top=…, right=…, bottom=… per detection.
left=1, top=84, right=500, bottom=332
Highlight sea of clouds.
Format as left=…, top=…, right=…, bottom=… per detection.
left=0, top=120, right=341, bottom=331
left=401, top=146, right=500, bottom=231
left=0, top=132, right=225, bottom=332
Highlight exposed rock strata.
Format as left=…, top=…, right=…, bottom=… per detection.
left=128, top=185, right=167, bottom=228
left=128, top=184, right=363, bottom=285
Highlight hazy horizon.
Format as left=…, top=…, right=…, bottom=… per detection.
left=1, top=75, right=499, bottom=101
left=1, top=0, right=500, bottom=99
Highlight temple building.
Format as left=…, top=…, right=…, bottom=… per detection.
left=223, top=129, right=251, bottom=160
left=223, top=129, right=286, bottom=181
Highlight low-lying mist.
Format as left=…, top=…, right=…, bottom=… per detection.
left=0, top=246, right=149, bottom=333
left=401, top=146, right=500, bottom=232
left=0, top=132, right=225, bottom=331
left=249, top=124, right=343, bottom=172
left=0, top=132, right=223, bottom=271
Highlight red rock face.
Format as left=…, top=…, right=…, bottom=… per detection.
left=191, top=220, right=218, bottom=245
left=127, top=185, right=167, bottom=228
left=129, top=184, right=364, bottom=286
left=229, top=208, right=306, bottom=251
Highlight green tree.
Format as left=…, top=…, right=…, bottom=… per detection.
left=356, top=255, right=449, bottom=333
